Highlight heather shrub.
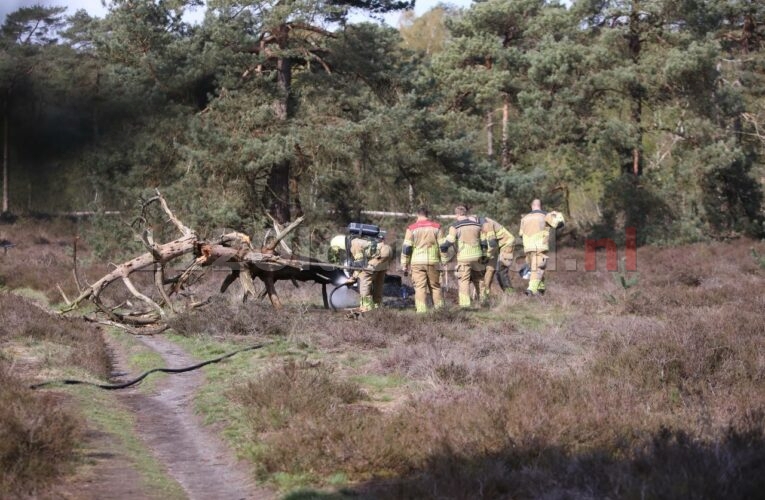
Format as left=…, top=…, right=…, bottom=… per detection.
left=169, top=296, right=295, bottom=338
left=0, top=293, right=110, bottom=379
left=0, top=367, right=81, bottom=496
left=235, top=362, right=367, bottom=432
left=161, top=238, right=765, bottom=495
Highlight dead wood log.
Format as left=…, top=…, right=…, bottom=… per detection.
left=60, top=190, right=312, bottom=332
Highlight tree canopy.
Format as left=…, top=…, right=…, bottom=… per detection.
left=1, top=0, right=763, bottom=248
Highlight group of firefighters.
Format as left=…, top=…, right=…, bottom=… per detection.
left=329, top=200, right=565, bottom=313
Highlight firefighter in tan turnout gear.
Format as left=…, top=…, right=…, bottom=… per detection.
left=352, top=235, right=392, bottom=311
left=328, top=226, right=391, bottom=312
left=479, top=216, right=516, bottom=301
left=400, top=206, right=443, bottom=313
left=519, top=199, right=565, bottom=296
left=440, top=205, right=486, bottom=308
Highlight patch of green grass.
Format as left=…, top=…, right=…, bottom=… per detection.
left=107, top=330, right=166, bottom=392
left=9, top=287, right=50, bottom=308
left=72, top=387, right=185, bottom=499
left=350, top=373, right=405, bottom=392
left=326, top=472, right=348, bottom=486
left=162, top=332, right=360, bottom=492
left=273, top=471, right=315, bottom=491
left=475, top=301, right=565, bottom=330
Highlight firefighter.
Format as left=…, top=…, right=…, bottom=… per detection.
left=355, top=235, right=392, bottom=311
left=400, top=206, right=443, bottom=313
left=330, top=229, right=392, bottom=312
left=440, top=205, right=486, bottom=308
left=518, top=199, right=565, bottom=296
left=479, top=216, right=516, bottom=302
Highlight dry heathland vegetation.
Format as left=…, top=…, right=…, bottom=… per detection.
left=1, top=217, right=765, bottom=498
left=171, top=242, right=765, bottom=498
left=0, top=293, right=110, bottom=496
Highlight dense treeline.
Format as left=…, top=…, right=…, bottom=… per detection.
left=1, top=0, right=763, bottom=248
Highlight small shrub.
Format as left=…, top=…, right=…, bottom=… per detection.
left=0, top=367, right=81, bottom=496
left=169, top=297, right=292, bottom=338
left=435, top=361, right=470, bottom=385
left=235, top=362, right=366, bottom=432
left=0, top=293, right=110, bottom=379
left=751, top=247, right=765, bottom=269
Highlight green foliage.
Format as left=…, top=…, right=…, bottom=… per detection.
left=0, top=0, right=763, bottom=245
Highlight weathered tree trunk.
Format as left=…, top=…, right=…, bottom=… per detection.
left=2, top=96, right=8, bottom=213
left=500, top=97, right=510, bottom=169
left=266, top=32, right=294, bottom=225
left=267, top=160, right=291, bottom=224
left=486, top=108, right=494, bottom=158
left=627, top=5, right=643, bottom=176
left=61, top=191, right=314, bottom=332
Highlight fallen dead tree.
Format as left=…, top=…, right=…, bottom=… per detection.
left=60, top=190, right=346, bottom=333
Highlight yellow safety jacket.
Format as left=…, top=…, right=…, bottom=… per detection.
left=441, top=217, right=485, bottom=263
left=366, top=242, right=392, bottom=272
left=348, top=237, right=392, bottom=270
left=480, top=217, right=515, bottom=258
left=400, top=218, right=442, bottom=266
left=519, top=210, right=565, bottom=253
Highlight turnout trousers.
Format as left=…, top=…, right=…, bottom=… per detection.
left=411, top=264, right=443, bottom=313
left=457, top=261, right=484, bottom=307
left=525, top=250, right=548, bottom=293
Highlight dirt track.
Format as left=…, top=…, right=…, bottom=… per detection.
left=119, top=335, right=272, bottom=500
left=61, top=334, right=273, bottom=499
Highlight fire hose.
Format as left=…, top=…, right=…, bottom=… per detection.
left=30, top=343, right=266, bottom=390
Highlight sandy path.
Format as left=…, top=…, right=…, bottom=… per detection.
left=118, top=335, right=273, bottom=500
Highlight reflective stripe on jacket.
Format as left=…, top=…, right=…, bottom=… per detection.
left=480, top=217, right=515, bottom=255
left=442, top=218, right=484, bottom=263
left=519, top=211, right=549, bottom=252
left=401, top=219, right=441, bottom=266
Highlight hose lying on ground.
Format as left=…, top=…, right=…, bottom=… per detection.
left=30, top=343, right=266, bottom=390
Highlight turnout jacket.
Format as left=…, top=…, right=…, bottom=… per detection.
left=350, top=238, right=392, bottom=272
left=479, top=217, right=515, bottom=256
left=400, top=218, right=442, bottom=266
left=440, top=217, right=485, bottom=263
left=519, top=210, right=565, bottom=253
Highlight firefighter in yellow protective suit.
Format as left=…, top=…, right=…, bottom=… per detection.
left=518, top=199, right=565, bottom=296
left=352, top=236, right=392, bottom=311
left=400, top=206, right=443, bottom=313
left=479, top=216, right=516, bottom=302
left=330, top=233, right=392, bottom=312
left=440, top=205, right=486, bottom=308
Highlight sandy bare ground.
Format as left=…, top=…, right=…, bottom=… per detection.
left=119, top=335, right=273, bottom=500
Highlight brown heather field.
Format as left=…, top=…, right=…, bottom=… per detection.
left=170, top=239, right=765, bottom=498
left=0, top=294, right=111, bottom=497
left=1, top=216, right=764, bottom=498
left=0, top=218, right=112, bottom=497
